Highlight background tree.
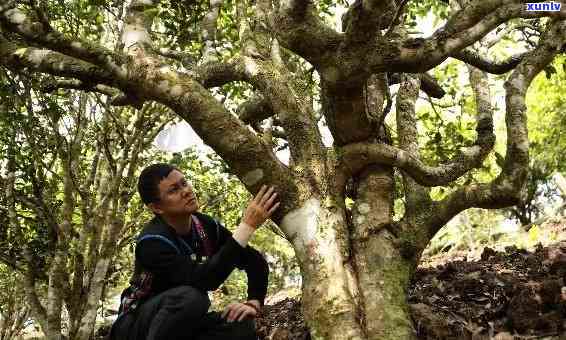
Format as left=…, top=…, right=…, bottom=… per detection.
left=0, top=67, right=169, bottom=339
left=0, top=265, right=30, bottom=340
left=1, top=0, right=565, bottom=339
left=511, top=55, right=566, bottom=226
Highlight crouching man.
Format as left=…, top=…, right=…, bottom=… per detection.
left=111, top=163, right=279, bottom=339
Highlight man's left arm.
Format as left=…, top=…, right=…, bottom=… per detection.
left=241, top=244, right=269, bottom=303
left=216, top=222, right=269, bottom=321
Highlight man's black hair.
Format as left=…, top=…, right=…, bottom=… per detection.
left=137, top=163, right=180, bottom=204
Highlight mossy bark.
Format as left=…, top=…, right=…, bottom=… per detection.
left=284, top=194, right=417, bottom=340
left=351, top=166, right=417, bottom=340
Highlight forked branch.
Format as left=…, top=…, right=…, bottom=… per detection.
left=0, top=36, right=118, bottom=89
left=262, top=0, right=341, bottom=68
left=389, top=1, right=566, bottom=72
left=0, top=6, right=126, bottom=74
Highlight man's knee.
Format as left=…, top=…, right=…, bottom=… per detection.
left=231, top=318, right=257, bottom=340
left=145, top=286, right=211, bottom=339
left=167, top=285, right=210, bottom=313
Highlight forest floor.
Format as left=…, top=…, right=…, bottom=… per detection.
left=256, top=218, right=566, bottom=340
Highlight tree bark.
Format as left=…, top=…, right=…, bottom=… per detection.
left=351, top=166, right=417, bottom=340
left=281, top=198, right=365, bottom=339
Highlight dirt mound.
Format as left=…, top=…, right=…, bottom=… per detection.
left=411, top=242, right=566, bottom=339
left=94, top=242, right=566, bottom=339
left=256, top=298, right=309, bottom=340
left=255, top=242, right=566, bottom=339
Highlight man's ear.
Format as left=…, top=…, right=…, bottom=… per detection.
left=148, top=202, right=163, bottom=215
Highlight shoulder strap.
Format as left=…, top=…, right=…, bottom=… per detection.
left=137, top=234, right=181, bottom=254
left=213, top=219, right=221, bottom=240
left=195, top=212, right=221, bottom=239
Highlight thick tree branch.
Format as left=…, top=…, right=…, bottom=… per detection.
left=365, top=73, right=390, bottom=131
left=200, top=0, right=222, bottom=63
left=452, top=49, right=526, bottom=74
left=392, top=1, right=566, bottom=72
left=219, top=3, right=323, bottom=170
left=236, top=94, right=275, bottom=124
left=41, top=79, right=121, bottom=97
left=261, top=0, right=342, bottom=69
left=193, top=58, right=248, bottom=88
left=437, top=0, right=508, bottom=35
left=239, top=58, right=325, bottom=169
left=426, top=18, right=566, bottom=237
left=121, top=0, right=155, bottom=53
left=395, top=74, right=432, bottom=212
left=342, top=0, right=399, bottom=44
left=237, top=1, right=272, bottom=60
left=153, top=47, right=196, bottom=68
left=0, top=7, right=127, bottom=74
left=337, top=136, right=492, bottom=188
left=0, top=36, right=118, bottom=88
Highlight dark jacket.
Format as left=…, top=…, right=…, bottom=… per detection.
left=128, top=212, right=269, bottom=305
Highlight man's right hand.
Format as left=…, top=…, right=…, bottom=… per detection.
left=241, top=185, right=279, bottom=229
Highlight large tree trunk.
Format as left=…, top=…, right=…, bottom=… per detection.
left=287, top=54, right=420, bottom=338
left=282, top=198, right=365, bottom=339
left=281, top=190, right=417, bottom=339
left=350, top=166, right=416, bottom=339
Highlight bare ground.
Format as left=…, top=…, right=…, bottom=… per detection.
left=255, top=240, right=566, bottom=340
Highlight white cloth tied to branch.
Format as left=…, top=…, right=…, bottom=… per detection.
left=153, top=121, right=203, bottom=153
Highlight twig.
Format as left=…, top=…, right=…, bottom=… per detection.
left=385, top=0, right=410, bottom=36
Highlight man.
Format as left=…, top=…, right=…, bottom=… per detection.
left=111, top=163, right=279, bottom=339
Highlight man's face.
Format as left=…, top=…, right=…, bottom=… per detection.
left=149, top=169, right=199, bottom=217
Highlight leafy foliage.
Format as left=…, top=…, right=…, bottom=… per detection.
left=0, top=64, right=175, bottom=337
left=527, top=56, right=566, bottom=175
left=508, top=56, right=566, bottom=225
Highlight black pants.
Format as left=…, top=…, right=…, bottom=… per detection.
left=111, top=286, right=257, bottom=340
